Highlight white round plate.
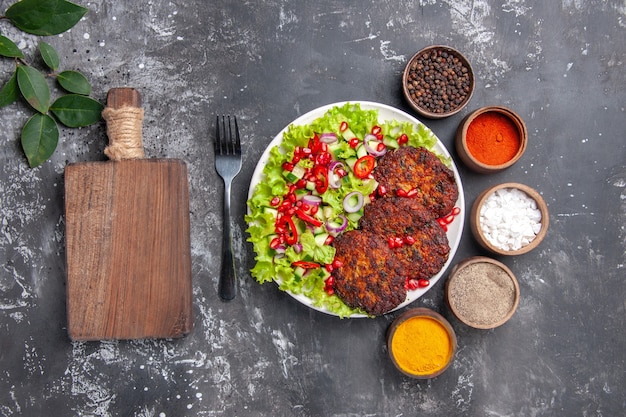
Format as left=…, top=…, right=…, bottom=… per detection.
left=247, top=101, right=465, bottom=317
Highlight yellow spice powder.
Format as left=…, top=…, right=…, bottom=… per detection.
left=391, top=316, right=452, bottom=375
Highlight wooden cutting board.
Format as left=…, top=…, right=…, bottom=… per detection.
left=64, top=88, right=193, bottom=341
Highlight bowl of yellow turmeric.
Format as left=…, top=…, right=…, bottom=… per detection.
left=387, top=308, right=457, bottom=379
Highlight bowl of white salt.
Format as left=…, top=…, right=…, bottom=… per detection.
left=470, top=182, right=549, bottom=255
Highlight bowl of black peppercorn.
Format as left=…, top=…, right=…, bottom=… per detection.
left=403, top=45, right=475, bottom=119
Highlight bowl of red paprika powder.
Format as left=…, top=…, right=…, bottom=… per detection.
left=455, top=106, right=528, bottom=173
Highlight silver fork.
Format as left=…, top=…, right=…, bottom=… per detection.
left=214, top=115, right=242, bottom=301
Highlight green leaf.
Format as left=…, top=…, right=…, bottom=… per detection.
left=21, top=113, right=59, bottom=167
left=40, top=42, right=60, bottom=70
left=0, top=71, right=19, bottom=108
left=16, top=65, right=51, bottom=114
left=6, top=0, right=88, bottom=36
left=0, top=35, right=24, bottom=58
left=57, top=70, right=91, bottom=95
left=50, top=94, right=103, bottom=127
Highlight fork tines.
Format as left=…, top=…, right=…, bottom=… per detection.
left=215, top=115, right=241, bottom=155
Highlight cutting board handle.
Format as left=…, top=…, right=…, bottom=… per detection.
left=102, top=87, right=145, bottom=161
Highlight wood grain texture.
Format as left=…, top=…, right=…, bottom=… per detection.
left=65, top=159, right=192, bottom=340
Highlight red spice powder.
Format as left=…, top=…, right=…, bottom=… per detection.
left=466, top=112, right=520, bottom=165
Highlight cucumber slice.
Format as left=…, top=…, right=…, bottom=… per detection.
left=314, top=232, right=329, bottom=247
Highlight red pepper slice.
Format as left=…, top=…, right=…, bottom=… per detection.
left=308, top=135, right=320, bottom=154
left=313, top=165, right=329, bottom=194
left=279, top=216, right=298, bottom=245
left=295, top=208, right=323, bottom=227
left=292, top=260, right=321, bottom=269
left=353, top=155, right=376, bottom=179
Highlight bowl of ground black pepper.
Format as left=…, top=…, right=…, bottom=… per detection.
left=455, top=106, right=528, bottom=173
left=402, top=45, right=475, bottom=119
left=445, top=256, right=520, bottom=329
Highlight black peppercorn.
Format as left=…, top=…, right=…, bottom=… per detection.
left=405, top=47, right=473, bottom=116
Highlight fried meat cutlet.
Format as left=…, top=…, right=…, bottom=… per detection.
left=331, top=230, right=407, bottom=316
left=359, top=196, right=436, bottom=235
left=359, top=196, right=450, bottom=281
left=373, top=146, right=458, bottom=218
left=389, top=220, right=450, bottom=281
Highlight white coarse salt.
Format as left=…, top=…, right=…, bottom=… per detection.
left=479, top=187, right=542, bottom=251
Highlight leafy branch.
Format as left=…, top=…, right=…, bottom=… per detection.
left=0, top=0, right=103, bottom=167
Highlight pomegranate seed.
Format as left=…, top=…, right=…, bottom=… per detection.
left=417, top=279, right=430, bottom=288
left=310, top=205, right=319, bottom=215
left=397, top=134, right=409, bottom=145
left=270, top=196, right=281, bottom=206
left=324, top=235, right=334, bottom=245
left=406, top=188, right=418, bottom=198
left=405, top=278, right=419, bottom=290
left=388, top=237, right=397, bottom=248
left=396, top=189, right=408, bottom=197
left=270, top=237, right=282, bottom=250
left=348, top=138, right=360, bottom=148
left=325, top=264, right=334, bottom=273
left=377, top=142, right=386, bottom=152
left=371, top=125, right=382, bottom=135
left=332, top=259, right=343, bottom=269
left=324, top=276, right=335, bottom=295
left=282, top=162, right=294, bottom=171
left=340, top=121, right=348, bottom=132
left=378, top=185, right=387, bottom=196
left=452, top=206, right=461, bottom=215
left=404, top=235, right=416, bottom=245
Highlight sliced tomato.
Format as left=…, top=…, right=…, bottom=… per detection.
left=353, top=155, right=376, bottom=179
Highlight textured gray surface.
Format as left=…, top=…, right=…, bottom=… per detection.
left=1, top=0, right=625, bottom=416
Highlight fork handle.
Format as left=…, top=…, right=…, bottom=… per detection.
left=219, top=180, right=237, bottom=300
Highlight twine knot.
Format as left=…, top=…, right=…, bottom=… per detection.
left=102, top=106, right=145, bottom=161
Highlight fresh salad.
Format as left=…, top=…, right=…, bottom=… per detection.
left=245, top=103, right=445, bottom=317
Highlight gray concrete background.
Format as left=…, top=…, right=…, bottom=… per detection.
left=1, top=0, right=625, bottom=416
